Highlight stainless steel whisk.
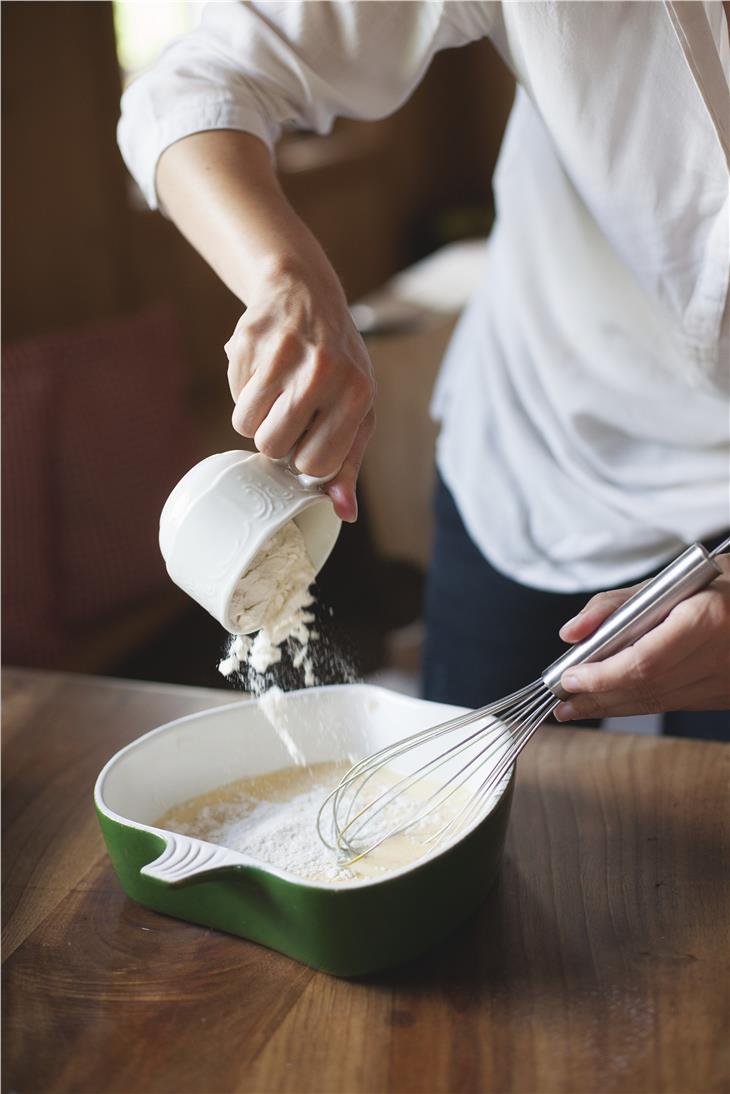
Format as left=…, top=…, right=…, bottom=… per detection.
left=317, top=538, right=729, bottom=864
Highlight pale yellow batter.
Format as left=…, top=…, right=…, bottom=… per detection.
left=156, top=760, right=468, bottom=883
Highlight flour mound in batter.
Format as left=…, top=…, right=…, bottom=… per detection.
left=157, top=762, right=482, bottom=883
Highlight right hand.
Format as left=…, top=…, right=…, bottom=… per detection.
left=225, top=256, right=376, bottom=523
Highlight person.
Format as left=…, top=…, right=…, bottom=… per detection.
left=118, top=1, right=730, bottom=738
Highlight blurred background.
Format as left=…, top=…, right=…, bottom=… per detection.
left=2, top=1, right=515, bottom=691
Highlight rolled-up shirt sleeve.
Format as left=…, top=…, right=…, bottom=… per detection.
left=118, top=0, right=492, bottom=208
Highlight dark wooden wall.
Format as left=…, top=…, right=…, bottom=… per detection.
left=2, top=2, right=137, bottom=340
left=2, top=1, right=513, bottom=376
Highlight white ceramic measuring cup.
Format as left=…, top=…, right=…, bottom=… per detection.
left=159, top=450, right=341, bottom=634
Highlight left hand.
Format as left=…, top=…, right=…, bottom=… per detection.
left=554, top=553, right=730, bottom=721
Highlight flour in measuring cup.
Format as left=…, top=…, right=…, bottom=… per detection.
left=217, top=519, right=320, bottom=687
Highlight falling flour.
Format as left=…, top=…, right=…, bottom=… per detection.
left=217, top=519, right=320, bottom=689
left=257, top=685, right=306, bottom=766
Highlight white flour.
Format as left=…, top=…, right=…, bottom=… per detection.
left=215, top=517, right=355, bottom=776
left=157, top=761, right=484, bottom=883
left=193, top=784, right=354, bottom=882
left=257, top=686, right=306, bottom=766
left=218, top=519, right=320, bottom=688
left=157, top=763, right=358, bottom=882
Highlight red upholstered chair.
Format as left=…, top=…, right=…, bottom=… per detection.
left=2, top=303, right=198, bottom=669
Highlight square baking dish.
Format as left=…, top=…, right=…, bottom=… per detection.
left=95, top=683, right=514, bottom=976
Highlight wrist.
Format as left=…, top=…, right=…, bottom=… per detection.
left=249, top=244, right=346, bottom=312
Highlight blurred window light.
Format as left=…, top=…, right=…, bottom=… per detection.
left=113, top=1, right=203, bottom=86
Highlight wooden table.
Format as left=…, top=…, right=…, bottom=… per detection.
left=3, top=668, right=729, bottom=1094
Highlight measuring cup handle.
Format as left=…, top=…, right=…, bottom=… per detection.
left=542, top=543, right=722, bottom=700
left=271, top=449, right=337, bottom=490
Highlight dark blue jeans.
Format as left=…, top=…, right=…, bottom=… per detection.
left=422, top=475, right=730, bottom=741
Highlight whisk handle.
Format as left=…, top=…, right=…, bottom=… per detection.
left=542, top=543, right=722, bottom=700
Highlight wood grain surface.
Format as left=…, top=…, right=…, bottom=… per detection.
left=3, top=667, right=729, bottom=1094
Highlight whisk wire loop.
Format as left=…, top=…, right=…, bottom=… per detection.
left=342, top=719, right=504, bottom=851
left=318, top=681, right=556, bottom=861
left=423, top=685, right=557, bottom=848
left=324, top=715, right=498, bottom=854
left=445, top=691, right=557, bottom=840
left=316, top=686, right=536, bottom=853
left=317, top=681, right=558, bottom=865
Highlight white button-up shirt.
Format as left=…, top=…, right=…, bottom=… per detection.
left=119, top=1, right=730, bottom=591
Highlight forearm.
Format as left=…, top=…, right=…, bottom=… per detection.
left=155, top=130, right=344, bottom=307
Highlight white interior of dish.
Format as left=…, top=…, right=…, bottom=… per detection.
left=95, top=683, right=514, bottom=885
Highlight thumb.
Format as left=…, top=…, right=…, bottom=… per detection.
left=324, top=409, right=375, bottom=523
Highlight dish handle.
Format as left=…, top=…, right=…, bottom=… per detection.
left=141, top=832, right=249, bottom=887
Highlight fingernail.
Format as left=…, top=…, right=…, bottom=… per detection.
left=561, top=672, right=584, bottom=691
left=328, top=484, right=357, bottom=523
left=341, top=492, right=357, bottom=523
left=555, top=702, right=577, bottom=723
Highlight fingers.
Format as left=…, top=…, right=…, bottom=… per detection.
left=252, top=389, right=315, bottom=458
left=553, top=559, right=730, bottom=722
left=553, top=669, right=713, bottom=722
left=554, top=582, right=727, bottom=720
left=558, top=612, right=697, bottom=703
left=323, top=409, right=376, bottom=523
left=554, top=675, right=715, bottom=721
left=228, top=327, right=303, bottom=439
left=226, top=312, right=374, bottom=473
left=558, top=584, right=641, bottom=642
left=232, top=373, right=282, bottom=438
left=559, top=583, right=714, bottom=701
left=555, top=642, right=667, bottom=720
left=228, top=325, right=375, bottom=520
left=293, top=372, right=372, bottom=478
left=225, top=315, right=259, bottom=401
left=245, top=363, right=371, bottom=472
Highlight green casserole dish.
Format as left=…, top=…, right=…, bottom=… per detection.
left=94, top=683, right=514, bottom=977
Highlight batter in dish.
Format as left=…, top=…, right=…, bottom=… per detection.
left=156, top=761, right=481, bottom=883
